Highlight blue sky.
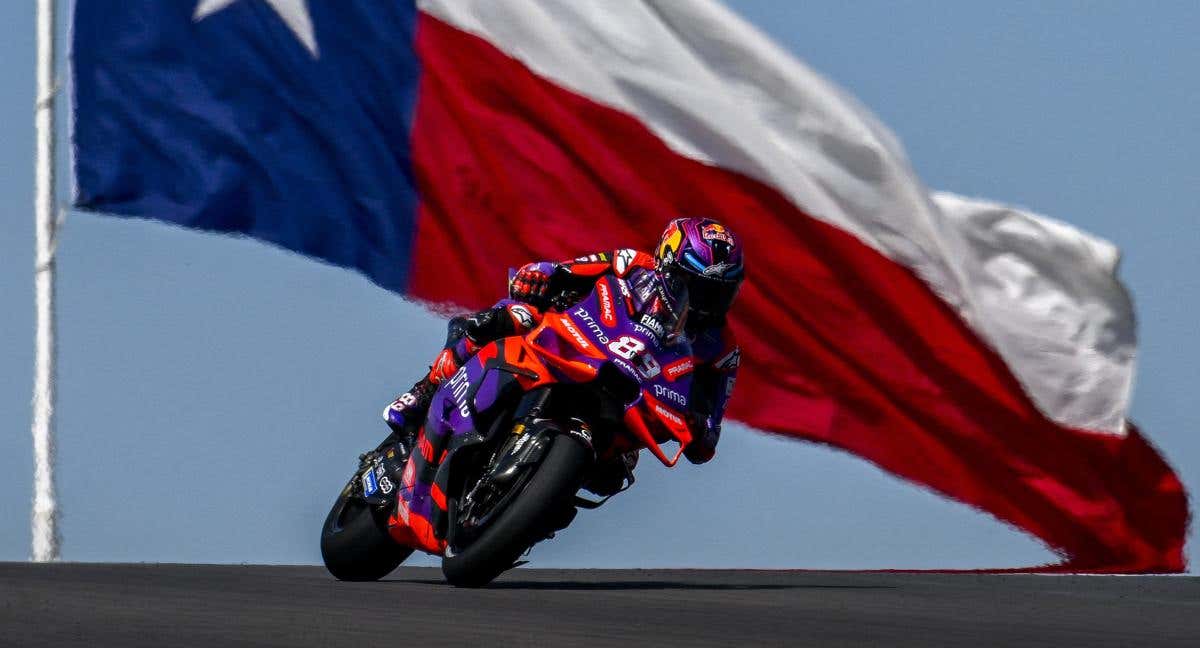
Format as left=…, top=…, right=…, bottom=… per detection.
left=1, top=1, right=1195, bottom=570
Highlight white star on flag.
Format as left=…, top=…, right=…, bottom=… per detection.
left=194, top=0, right=319, bottom=58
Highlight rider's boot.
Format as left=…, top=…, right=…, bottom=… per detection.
left=381, top=375, right=437, bottom=448
left=381, top=337, right=479, bottom=453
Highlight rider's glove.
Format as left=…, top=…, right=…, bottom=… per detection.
left=509, top=262, right=557, bottom=306
left=683, top=414, right=719, bottom=465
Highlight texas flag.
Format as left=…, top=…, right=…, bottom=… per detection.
left=72, top=1, right=1187, bottom=571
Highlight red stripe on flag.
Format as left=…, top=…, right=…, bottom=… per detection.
left=408, top=14, right=1186, bottom=572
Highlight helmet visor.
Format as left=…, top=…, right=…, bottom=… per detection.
left=685, top=275, right=741, bottom=320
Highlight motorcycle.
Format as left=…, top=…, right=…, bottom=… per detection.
left=320, top=271, right=699, bottom=587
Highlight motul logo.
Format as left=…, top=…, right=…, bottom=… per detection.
left=559, top=316, right=591, bottom=349
left=596, top=281, right=616, bottom=326
left=654, top=404, right=683, bottom=426
left=664, top=357, right=694, bottom=381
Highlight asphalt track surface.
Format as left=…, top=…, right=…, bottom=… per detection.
left=2, top=564, right=1197, bottom=647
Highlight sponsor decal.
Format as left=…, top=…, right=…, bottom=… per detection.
left=654, top=383, right=687, bottom=407
left=616, top=277, right=635, bottom=314
left=715, top=348, right=741, bottom=371
left=396, top=497, right=410, bottom=524
left=559, top=316, right=592, bottom=349
left=402, top=456, right=415, bottom=487
left=509, top=304, right=535, bottom=330
left=663, top=357, right=694, bottom=381
left=635, top=278, right=655, bottom=302
left=596, top=281, right=617, bottom=326
left=431, top=348, right=457, bottom=380
left=361, top=467, right=379, bottom=497
left=378, top=475, right=395, bottom=495
left=567, top=423, right=593, bottom=447
left=447, top=367, right=472, bottom=418
left=702, top=222, right=734, bottom=244
left=390, top=391, right=417, bottom=411
left=573, top=307, right=610, bottom=344
left=616, top=277, right=632, bottom=299
left=513, top=433, right=530, bottom=451
left=702, top=262, right=738, bottom=277
left=612, top=358, right=638, bottom=376
left=639, top=314, right=666, bottom=337
left=614, top=248, right=637, bottom=275
left=574, top=252, right=610, bottom=263
left=632, top=323, right=662, bottom=342
left=653, top=404, right=684, bottom=427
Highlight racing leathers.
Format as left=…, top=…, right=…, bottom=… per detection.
left=383, top=249, right=740, bottom=465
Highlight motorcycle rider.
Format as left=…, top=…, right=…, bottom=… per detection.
left=382, top=217, right=744, bottom=481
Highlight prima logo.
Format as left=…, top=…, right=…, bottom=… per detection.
left=632, top=323, right=661, bottom=342
left=653, top=384, right=687, bottom=407
left=447, top=367, right=472, bottom=418
left=572, top=307, right=610, bottom=344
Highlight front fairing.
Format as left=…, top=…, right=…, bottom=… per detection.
left=553, top=277, right=697, bottom=464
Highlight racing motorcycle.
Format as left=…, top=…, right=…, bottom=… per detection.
left=319, top=270, right=699, bottom=587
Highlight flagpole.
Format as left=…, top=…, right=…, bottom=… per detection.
left=32, top=0, right=60, bottom=562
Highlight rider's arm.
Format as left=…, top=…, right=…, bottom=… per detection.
left=463, top=300, right=543, bottom=342
left=684, top=331, right=740, bottom=465
left=509, top=249, right=655, bottom=306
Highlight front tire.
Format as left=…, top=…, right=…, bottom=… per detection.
left=442, top=434, right=590, bottom=587
left=320, top=489, right=413, bottom=581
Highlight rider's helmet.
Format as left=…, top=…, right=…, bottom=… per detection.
left=654, top=217, right=745, bottom=328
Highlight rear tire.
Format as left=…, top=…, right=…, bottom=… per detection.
left=320, top=490, right=413, bottom=582
left=442, top=435, right=589, bottom=587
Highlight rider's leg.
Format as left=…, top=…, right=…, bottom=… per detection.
left=381, top=316, right=474, bottom=439
left=381, top=301, right=543, bottom=441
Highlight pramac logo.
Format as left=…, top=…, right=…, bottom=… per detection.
left=663, top=356, right=694, bottom=381
left=596, top=281, right=617, bottom=326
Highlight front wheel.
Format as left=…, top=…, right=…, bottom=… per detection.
left=442, top=434, right=590, bottom=587
left=320, top=488, right=413, bottom=581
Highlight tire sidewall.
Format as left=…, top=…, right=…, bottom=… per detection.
left=442, top=434, right=590, bottom=587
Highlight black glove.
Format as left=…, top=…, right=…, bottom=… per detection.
left=684, top=413, right=719, bottom=465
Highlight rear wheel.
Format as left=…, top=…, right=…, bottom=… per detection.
left=320, top=488, right=413, bottom=581
left=441, top=434, right=589, bottom=587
